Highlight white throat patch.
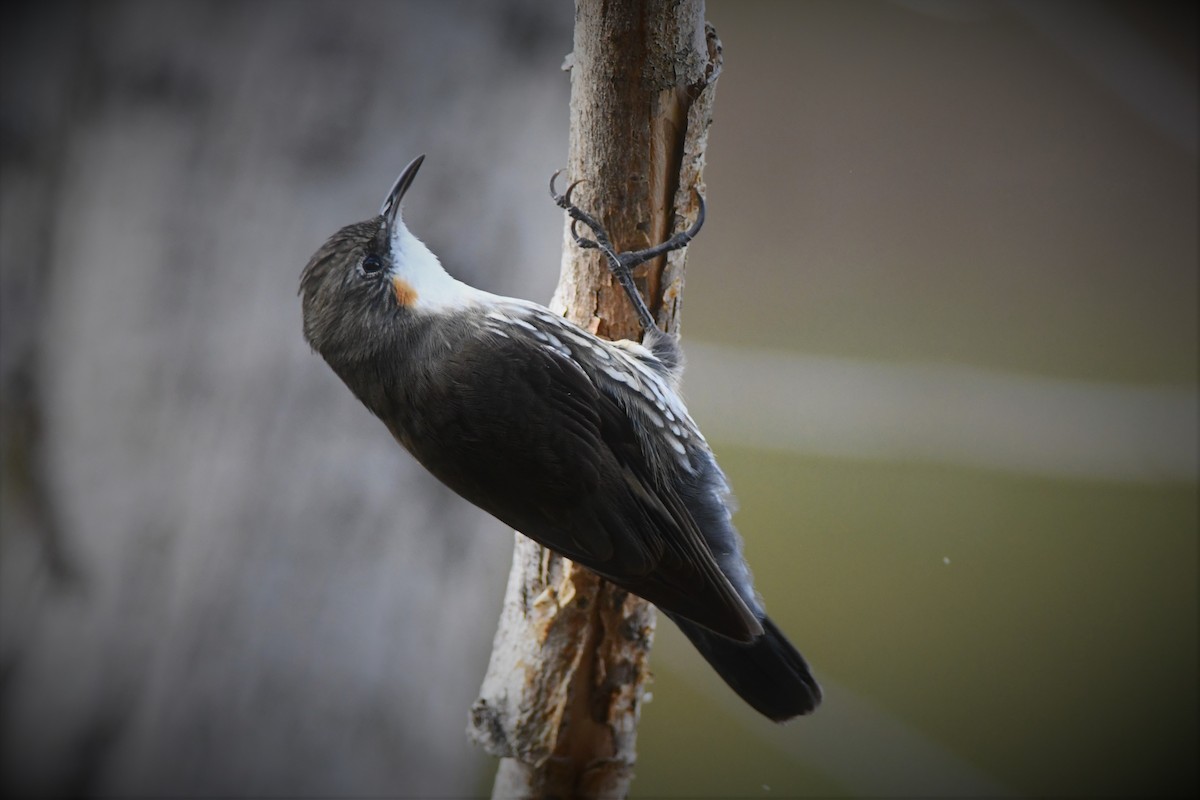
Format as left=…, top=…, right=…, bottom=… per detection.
left=388, top=218, right=486, bottom=311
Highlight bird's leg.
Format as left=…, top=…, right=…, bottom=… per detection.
left=550, top=171, right=706, bottom=334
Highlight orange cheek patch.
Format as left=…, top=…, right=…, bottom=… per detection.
left=392, top=277, right=419, bottom=307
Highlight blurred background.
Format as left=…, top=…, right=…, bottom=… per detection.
left=1, top=1, right=1195, bottom=797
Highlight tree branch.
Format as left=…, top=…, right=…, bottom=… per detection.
left=468, top=2, right=722, bottom=797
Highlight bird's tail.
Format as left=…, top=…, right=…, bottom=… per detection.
left=666, top=612, right=822, bottom=722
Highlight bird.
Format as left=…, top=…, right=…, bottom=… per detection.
left=299, top=155, right=821, bottom=721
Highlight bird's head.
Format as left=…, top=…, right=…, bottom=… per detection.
left=300, top=154, right=439, bottom=363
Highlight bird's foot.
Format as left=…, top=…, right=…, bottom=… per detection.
left=550, top=171, right=705, bottom=333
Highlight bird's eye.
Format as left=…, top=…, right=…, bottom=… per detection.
left=360, top=254, right=384, bottom=276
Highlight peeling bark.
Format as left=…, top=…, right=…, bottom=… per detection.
left=468, top=1, right=723, bottom=797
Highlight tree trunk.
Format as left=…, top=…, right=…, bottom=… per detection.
left=467, top=1, right=723, bottom=797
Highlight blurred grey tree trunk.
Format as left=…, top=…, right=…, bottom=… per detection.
left=0, top=2, right=571, bottom=796
left=468, top=1, right=721, bottom=797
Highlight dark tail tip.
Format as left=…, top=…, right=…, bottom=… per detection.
left=668, top=612, right=822, bottom=722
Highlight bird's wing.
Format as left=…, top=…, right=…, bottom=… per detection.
left=403, top=328, right=760, bottom=642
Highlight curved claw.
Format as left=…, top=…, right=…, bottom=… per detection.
left=570, top=219, right=600, bottom=250
left=549, top=169, right=565, bottom=204
left=550, top=170, right=590, bottom=211
left=686, top=189, right=707, bottom=238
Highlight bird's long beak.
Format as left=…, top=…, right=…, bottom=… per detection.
left=380, top=154, right=425, bottom=230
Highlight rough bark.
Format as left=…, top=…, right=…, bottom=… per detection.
left=467, top=1, right=722, bottom=797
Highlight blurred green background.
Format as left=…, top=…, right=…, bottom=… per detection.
left=635, top=2, right=1198, bottom=797
left=2, top=1, right=1195, bottom=798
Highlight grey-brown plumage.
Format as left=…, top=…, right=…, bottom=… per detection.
left=299, top=155, right=821, bottom=721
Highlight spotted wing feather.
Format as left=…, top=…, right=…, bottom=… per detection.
left=404, top=325, right=761, bottom=642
